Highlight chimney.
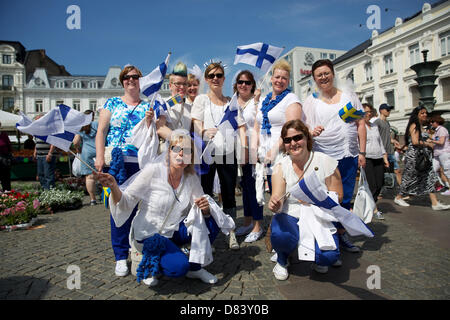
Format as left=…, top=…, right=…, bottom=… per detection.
left=39, top=49, right=46, bottom=58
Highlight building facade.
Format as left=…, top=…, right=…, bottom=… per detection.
left=298, top=1, right=450, bottom=134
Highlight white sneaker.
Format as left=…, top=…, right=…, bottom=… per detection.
left=394, top=198, right=410, bottom=207
left=273, top=263, right=288, bottom=281
left=235, top=224, right=254, bottom=236
left=186, top=269, right=218, bottom=284
left=270, top=253, right=278, bottom=263
left=375, top=211, right=385, bottom=220
left=115, top=259, right=128, bottom=277
left=142, top=277, right=159, bottom=286
left=229, top=231, right=240, bottom=250
left=312, top=264, right=329, bottom=274
left=432, top=202, right=450, bottom=211
left=244, top=229, right=264, bottom=243
left=441, top=190, right=450, bottom=196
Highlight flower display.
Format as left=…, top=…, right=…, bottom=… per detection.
left=0, top=190, right=51, bottom=228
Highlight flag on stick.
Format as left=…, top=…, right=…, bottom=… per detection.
left=139, top=53, right=171, bottom=99
left=234, top=43, right=284, bottom=75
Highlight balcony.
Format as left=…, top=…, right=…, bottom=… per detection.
left=0, top=85, right=13, bottom=91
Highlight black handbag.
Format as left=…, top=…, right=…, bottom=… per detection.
left=415, top=147, right=432, bottom=172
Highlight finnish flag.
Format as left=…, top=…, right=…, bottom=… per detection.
left=139, top=53, right=171, bottom=98
left=289, top=171, right=374, bottom=238
left=16, top=104, right=92, bottom=151
left=234, top=43, right=284, bottom=75
left=217, top=93, right=239, bottom=134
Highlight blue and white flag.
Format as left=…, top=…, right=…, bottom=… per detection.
left=234, top=43, right=284, bottom=75
left=152, top=93, right=171, bottom=123
left=16, top=104, right=92, bottom=151
left=289, top=171, right=374, bottom=238
left=139, top=53, right=171, bottom=98
left=217, top=93, right=239, bottom=134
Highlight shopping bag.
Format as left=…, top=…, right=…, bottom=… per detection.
left=353, top=167, right=375, bottom=224
left=72, top=154, right=82, bottom=177
left=383, top=172, right=395, bottom=188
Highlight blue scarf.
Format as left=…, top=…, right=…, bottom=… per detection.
left=260, top=89, right=291, bottom=135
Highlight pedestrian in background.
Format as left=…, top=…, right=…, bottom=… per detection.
left=0, top=121, right=13, bottom=192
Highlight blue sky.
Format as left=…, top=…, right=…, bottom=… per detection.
left=0, top=0, right=440, bottom=95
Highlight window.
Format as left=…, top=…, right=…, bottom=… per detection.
left=2, top=75, right=13, bottom=89
left=89, top=81, right=97, bottom=89
left=440, top=30, right=450, bottom=57
left=73, top=100, right=81, bottom=111
left=384, top=53, right=394, bottom=75
left=364, top=63, right=373, bottom=81
left=35, top=100, right=43, bottom=113
left=441, top=77, right=450, bottom=101
left=320, top=52, right=328, bottom=59
left=89, top=100, right=97, bottom=112
left=56, top=100, right=64, bottom=107
left=365, top=96, right=374, bottom=107
left=2, top=97, right=14, bottom=112
left=329, top=53, right=336, bottom=60
left=409, top=43, right=420, bottom=65
left=72, top=81, right=81, bottom=89
left=56, top=80, right=65, bottom=88
left=385, top=90, right=395, bottom=108
left=2, top=55, right=11, bottom=64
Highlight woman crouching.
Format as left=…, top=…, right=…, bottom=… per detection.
left=95, top=130, right=235, bottom=286
left=268, top=120, right=344, bottom=280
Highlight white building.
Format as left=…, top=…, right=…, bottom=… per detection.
left=298, top=1, right=450, bottom=134
left=260, top=46, right=346, bottom=97
left=0, top=41, right=26, bottom=113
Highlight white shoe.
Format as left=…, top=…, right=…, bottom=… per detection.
left=244, top=229, right=264, bottom=243
left=273, top=263, right=288, bottom=281
left=142, top=277, right=159, bottom=286
left=186, top=269, right=218, bottom=284
left=432, top=202, right=450, bottom=211
left=375, top=211, right=385, bottom=220
left=270, top=253, right=278, bottom=263
left=115, top=259, right=128, bottom=277
left=312, top=264, right=329, bottom=274
left=229, top=231, right=240, bottom=250
left=235, top=224, right=254, bottom=236
left=394, top=198, right=410, bottom=207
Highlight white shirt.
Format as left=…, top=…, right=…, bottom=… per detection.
left=365, top=123, right=386, bottom=159
left=255, top=92, right=302, bottom=160
left=240, top=97, right=258, bottom=151
left=110, top=162, right=204, bottom=242
left=191, top=94, right=245, bottom=156
left=166, top=101, right=192, bottom=132
left=303, top=91, right=363, bottom=160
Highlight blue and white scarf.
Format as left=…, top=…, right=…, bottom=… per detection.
left=260, top=88, right=291, bottom=135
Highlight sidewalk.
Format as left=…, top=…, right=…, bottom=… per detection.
left=0, top=190, right=449, bottom=300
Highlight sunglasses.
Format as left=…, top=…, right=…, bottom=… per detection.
left=123, top=74, right=140, bottom=80
left=206, top=73, right=224, bottom=80
left=283, top=133, right=304, bottom=144
left=171, top=145, right=192, bottom=155
left=237, top=80, right=252, bottom=86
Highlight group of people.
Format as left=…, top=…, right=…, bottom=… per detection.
left=8, top=55, right=447, bottom=286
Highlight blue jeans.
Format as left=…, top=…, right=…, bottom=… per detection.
left=37, top=156, right=56, bottom=190
left=337, top=156, right=358, bottom=210
left=240, top=164, right=263, bottom=221
left=270, top=213, right=340, bottom=267
left=108, top=161, right=140, bottom=261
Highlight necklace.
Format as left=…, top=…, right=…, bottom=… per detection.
left=208, top=94, right=227, bottom=127
left=168, top=169, right=182, bottom=202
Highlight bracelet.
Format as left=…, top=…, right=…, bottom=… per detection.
left=359, top=151, right=366, bottom=156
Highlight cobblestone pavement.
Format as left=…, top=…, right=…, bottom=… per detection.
left=0, top=190, right=449, bottom=300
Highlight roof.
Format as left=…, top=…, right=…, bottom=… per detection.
left=24, top=49, right=71, bottom=81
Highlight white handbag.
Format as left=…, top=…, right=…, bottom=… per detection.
left=72, top=154, right=82, bottom=177
left=353, top=167, right=375, bottom=224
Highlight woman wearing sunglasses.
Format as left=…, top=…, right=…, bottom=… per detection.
left=191, top=62, right=247, bottom=250
left=268, top=120, right=343, bottom=280
left=232, top=70, right=264, bottom=243
left=94, top=130, right=235, bottom=286
left=95, top=65, right=155, bottom=277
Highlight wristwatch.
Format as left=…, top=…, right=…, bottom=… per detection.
left=359, top=151, right=366, bottom=156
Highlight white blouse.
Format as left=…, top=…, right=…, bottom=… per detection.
left=165, top=101, right=192, bottom=132
left=302, top=91, right=363, bottom=160
left=255, top=92, right=302, bottom=160
left=191, top=94, right=245, bottom=156
left=110, top=161, right=204, bottom=242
